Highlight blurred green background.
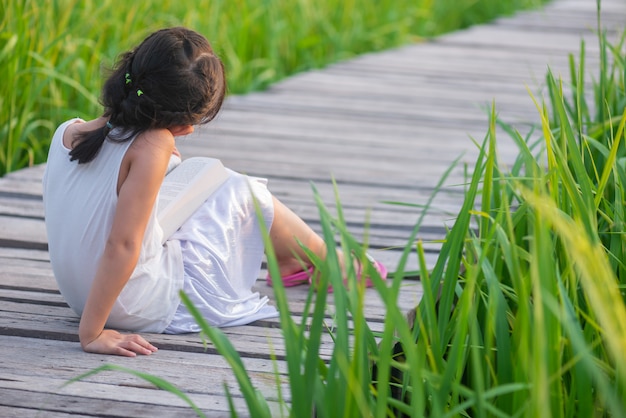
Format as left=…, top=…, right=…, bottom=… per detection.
left=0, top=0, right=546, bottom=175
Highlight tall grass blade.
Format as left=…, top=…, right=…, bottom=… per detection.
left=65, top=364, right=207, bottom=418
left=180, top=292, right=272, bottom=418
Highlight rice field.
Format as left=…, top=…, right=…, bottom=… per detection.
left=1, top=0, right=545, bottom=176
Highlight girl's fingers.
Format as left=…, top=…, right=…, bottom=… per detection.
left=114, top=346, right=138, bottom=357
left=123, top=334, right=158, bottom=354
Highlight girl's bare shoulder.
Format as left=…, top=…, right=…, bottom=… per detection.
left=118, top=128, right=175, bottom=192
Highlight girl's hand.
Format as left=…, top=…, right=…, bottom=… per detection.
left=82, top=329, right=158, bottom=357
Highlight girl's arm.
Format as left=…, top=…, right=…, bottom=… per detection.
left=78, top=129, right=175, bottom=357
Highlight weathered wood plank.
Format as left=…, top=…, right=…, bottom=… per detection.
left=0, top=391, right=203, bottom=418
left=0, top=376, right=270, bottom=417
left=1, top=334, right=288, bottom=381
left=0, top=196, right=43, bottom=219
left=1, top=164, right=46, bottom=181
left=0, top=171, right=43, bottom=197
left=0, top=310, right=333, bottom=359
left=0, top=247, right=50, bottom=264
left=0, top=334, right=285, bottom=416
left=0, top=216, right=48, bottom=250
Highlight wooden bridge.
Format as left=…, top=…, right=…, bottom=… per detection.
left=1, top=0, right=624, bottom=415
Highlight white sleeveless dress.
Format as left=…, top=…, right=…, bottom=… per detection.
left=43, top=119, right=278, bottom=334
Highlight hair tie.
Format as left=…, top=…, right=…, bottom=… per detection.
left=105, top=121, right=113, bottom=129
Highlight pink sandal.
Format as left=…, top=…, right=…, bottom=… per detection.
left=266, top=265, right=315, bottom=287
left=266, top=254, right=387, bottom=292
left=312, top=254, right=388, bottom=293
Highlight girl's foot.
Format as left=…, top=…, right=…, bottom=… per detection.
left=267, top=253, right=387, bottom=292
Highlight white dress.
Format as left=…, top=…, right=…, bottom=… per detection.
left=43, top=119, right=278, bottom=334
left=164, top=166, right=279, bottom=332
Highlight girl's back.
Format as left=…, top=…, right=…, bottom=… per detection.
left=43, top=118, right=184, bottom=332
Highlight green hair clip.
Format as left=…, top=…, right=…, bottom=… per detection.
left=125, top=73, right=132, bottom=85
left=137, top=89, right=144, bottom=97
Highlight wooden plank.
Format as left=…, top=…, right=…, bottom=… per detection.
left=0, top=246, right=49, bottom=258
left=0, top=334, right=288, bottom=376
left=0, top=216, right=47, bottom=250
left=0, top=310, right=335, bottom=359
left=1, top=164, right=46, bottom=181
left=0, top=391, right=203, bottom=418
left=0, top=295, right=417, bottom=359
left=0, top=169, right=44, bottom=197
left=506, top=0, right=625, bottom=28
left=437, top=22, right=621, bottom=52
left=0, top=335, right=285, bottom=415
left=0, top=196, right=44, bottom=218
left=0, top=376, right=275, bottom=417
left=1, top=289, right=66, bottom=305
left=493, top=12, right=625, bottom=34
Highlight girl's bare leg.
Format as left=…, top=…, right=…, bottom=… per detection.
left=268, top=196, right=328, bottom=277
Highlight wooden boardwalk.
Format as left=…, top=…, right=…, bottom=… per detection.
left=1, top=0, right=624, bottom=416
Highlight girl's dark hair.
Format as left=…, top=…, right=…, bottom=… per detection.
left=70, top=27, right=226, bottom=163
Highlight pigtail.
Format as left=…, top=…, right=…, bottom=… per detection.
left=69, top=52, right=137, bottom=164
left=68, top=124, right=109, bottom=163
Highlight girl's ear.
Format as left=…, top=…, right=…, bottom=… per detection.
left=168, top=125, right=194, bottom=137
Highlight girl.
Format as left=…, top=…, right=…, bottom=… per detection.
left=42, top=27, right=385, bottom=357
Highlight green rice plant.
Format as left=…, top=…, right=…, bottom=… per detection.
left=375, top=19, right=626, bottom=416
left=255, top=173, right=450, bottom=417
left=1, top=0, right=547, bottom=176
left=374, top=110, right=625, bottom=416
left=66, top=364, right=208, bottom=417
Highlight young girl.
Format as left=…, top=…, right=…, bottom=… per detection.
left=43, top=27, right=385, bottom=357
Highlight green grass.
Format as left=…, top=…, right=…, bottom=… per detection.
left=0, top=0, right=546, bottom=176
